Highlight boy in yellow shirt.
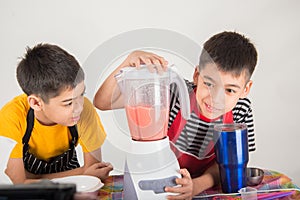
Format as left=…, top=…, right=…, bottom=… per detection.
left=0, top=43, right=113, bottom=184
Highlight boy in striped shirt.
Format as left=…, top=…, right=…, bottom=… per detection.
left=94, top=31, right=258, bottom=199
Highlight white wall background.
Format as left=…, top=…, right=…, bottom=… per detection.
left=1, top=0, right=300, bottom=185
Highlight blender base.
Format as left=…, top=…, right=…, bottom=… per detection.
left=123, top=137, right=181, bottom=199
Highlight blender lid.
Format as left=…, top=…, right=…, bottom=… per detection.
left=118, top=65, right=171, bottom=79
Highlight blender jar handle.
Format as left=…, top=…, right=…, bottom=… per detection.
left=170, top=69, right=191, bottom=120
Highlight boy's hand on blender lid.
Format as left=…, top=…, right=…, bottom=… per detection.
left=125, top=50, right=168, bottom=74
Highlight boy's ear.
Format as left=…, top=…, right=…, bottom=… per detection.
left=240, top=80, right=253, bottom=98
left=27, top=95, right=43, bottom=111
left=193, top=66, right=199, bottom=84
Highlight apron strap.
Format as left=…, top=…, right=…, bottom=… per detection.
left=22, top=108, right=34, bottom=145
left=68, top=125, right=79, bottom=146
left=22, top=108, right=79, bottom=146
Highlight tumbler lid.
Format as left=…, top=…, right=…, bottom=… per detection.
left=214, top=123, right=247, bottom=132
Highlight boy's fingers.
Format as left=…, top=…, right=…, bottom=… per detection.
left=106, top=163, right=114, bottom=170
left=162, top=60, right=169, bottom=69
left=152, top=55, right=168, bottom=68
left=153, top=60, right=164, bottom=74
left=175, top=178, right=186, bottom=186
left=180, top=168, right=191, bottom=178
left=133, top=59, right=141, bottom=68
left=95, top=162, right=106, bottom=168
left=94, top=162, right=112, bottom=168
left=104, top=162, right=113, bottom=169
left=136, top=59, right=141, bottom=68
left=166, top=187, right=191, bottom=200
left=141, top=57, right=152, bottom=65
left=167, top=193, right=190, bottom=200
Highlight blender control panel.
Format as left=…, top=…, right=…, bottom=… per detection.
left=138, top=176, right=178, bottom=194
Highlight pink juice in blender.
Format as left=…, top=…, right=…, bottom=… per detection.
left=125, top=105, right=169, bottom=141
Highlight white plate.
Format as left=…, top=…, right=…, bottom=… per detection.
left=52, top=175, right=104, bottom=192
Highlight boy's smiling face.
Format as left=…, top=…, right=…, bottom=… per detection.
left=193, top=63, right=252, bottom=119
left=29, top=81, right=85, bottom=126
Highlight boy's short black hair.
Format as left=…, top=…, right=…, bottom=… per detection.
left=16, top=43, right=84, bottom=103
left=199, top=31, right=257, bottom=80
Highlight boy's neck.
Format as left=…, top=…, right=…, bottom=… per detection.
left=34, top=110, right=57, bottom=126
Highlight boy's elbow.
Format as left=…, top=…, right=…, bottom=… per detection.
left=93, top=92, right=123, bottom=110
left=93, top=98, right=108, bottom=111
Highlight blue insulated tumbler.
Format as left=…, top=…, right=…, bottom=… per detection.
left=213, top=123, right=249, bottom=193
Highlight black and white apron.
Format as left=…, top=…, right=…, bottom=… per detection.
left=22, top=108, right=80, bottom=174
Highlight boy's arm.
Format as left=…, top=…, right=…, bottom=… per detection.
left=93, top=62, right=126, bottom=110
left=93, top=50, right=168, bottom=110
left=6, top=158, right=33, bottom=184
left=6, top=158, right=48, bottom=184
left=192, top=162, right=220, bottom=196
left=6, top=149, right=113, bottom=184
left=38, top=148, right=112, bottom=181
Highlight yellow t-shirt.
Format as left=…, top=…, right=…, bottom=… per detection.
left=0, top=94, right=106, bottom=161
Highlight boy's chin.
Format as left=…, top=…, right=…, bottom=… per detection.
left=69, top=122, right=78, bottom=126
left=61, top=121, right=78, bottom=127
left=202, top=112, right=223, bottom=121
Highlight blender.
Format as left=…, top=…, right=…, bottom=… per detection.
left=115, top=65, right=190, bottom=199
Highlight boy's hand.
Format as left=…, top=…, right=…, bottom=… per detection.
left=165, top=168, right=193, bottom=200
left=122, top=50, right=169, bottom=73
left=83, top=162, right=113, bottom=181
